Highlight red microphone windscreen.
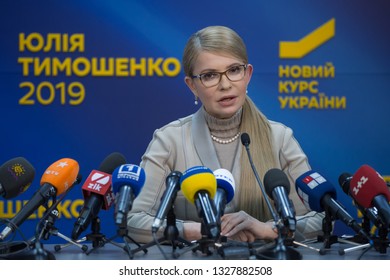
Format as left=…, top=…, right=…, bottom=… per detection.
left=350, top=164, right=390, bottom=208
left=81, top=170, right=114, bottom=210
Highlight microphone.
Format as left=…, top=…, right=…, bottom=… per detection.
left=241, top=133, right=302, bottom=260
left=240, top=133, right=279, bottom=222
left=295, top=170, right=369, bottom=237
left=213, top=168, right=235, bottom=222
left=35, top=173, right=83, bottom=241
left=348, top=165, right=390, bottom=227
left=112, top=164, right=146, bottom=225
left=339, top=172, right=383, bottom=228
left=71, top=152, right=126, bottom=240
left=0, top=157, right=35, bottom=199
left=264, top=168, right=296, bottom=232
left=152, top=171, right=182, bottom=233
left=0, top=158, right=79, bottom=241
left=180, top=166, right=219, bottom=239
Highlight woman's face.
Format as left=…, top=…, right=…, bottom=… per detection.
left=185, top=51, right=253, bottom=119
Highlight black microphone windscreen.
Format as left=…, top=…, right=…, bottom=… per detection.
left=0, top=157, right=35, bottom=199
left=98, top=152, right=127, bottom=174
left=240, top=133, right=250, bottom=146
left=75, top=173, right=83, bottom=184
left=264, top=168, right=291, bottom=197
left=338, top=172, right=352, bottom=195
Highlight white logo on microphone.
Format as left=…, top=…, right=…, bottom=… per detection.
left=117, top=164, right=141, bottom=181
left=304, top=172, right=326, bottom=189
left=352, top=176, right=368, bottom=196
left=88, top=172, right=110, bottom=191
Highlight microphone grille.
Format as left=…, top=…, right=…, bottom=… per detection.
left=264, top=168, right=290, bottom=197
left=98, top=152, right=127, bottom=174
left=240, top=132, right=250, bottom=146
left=338, top=172, right=352, bottom=195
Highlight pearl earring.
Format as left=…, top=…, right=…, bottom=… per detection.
left=194, top=96, right=198, bottom=105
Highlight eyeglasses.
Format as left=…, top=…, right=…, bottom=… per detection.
left=191, top=64, right=247, bottom=88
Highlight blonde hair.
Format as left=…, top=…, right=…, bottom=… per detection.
left=182, top=26, right=248, bottom=76
left=183, top=26, right=277, bottom=221
left=239, top=96, right=277, bottom=221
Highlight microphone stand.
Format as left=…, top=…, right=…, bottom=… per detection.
left=84, top=214, right=146, bottom=259
left=39, top=176, right=88, bottom=253
left=317, top=208, right=339, bottom=254
left=174, top=221, right=220, bottom=259
left=131, top=206, right=191, bottom=259
left=39, top=207, right=88, bottom=253
left=8, top=200, right=58, bottom=260
left=340, top=221, right=389, bottom=255
left=317, top=208, right=365, bottom=255
left=106, top=214, right=147, bottom=259
left=373, top=226, right=389, bottom=254
left=337, top=213, right=374, bottom=255
left=253, top=221, right=302, bottom=260
left=26, top=177, right=82, bottom=259
left=82, top=216, right=128, bottom=257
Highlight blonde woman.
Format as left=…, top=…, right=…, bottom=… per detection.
left=127, top=25, right=323, bottom=244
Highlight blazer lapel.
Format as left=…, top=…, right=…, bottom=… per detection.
left=192, top=108, right=220, bottom=171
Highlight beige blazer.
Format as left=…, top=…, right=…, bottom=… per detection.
left=127, top=108, right=322, bottom=243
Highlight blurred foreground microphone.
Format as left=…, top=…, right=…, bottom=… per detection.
left=213, top=169, right=235, bottom=222
left=0, top=158, right=79, bottom=241
left=0, top=157, right=35, bottom=199
left=152, top=171, right=182, bottom=233
left=264, top=168, right=296, bottom=232
left=112, top=164, right=145, bottom=225
left=180, top=166, right=219, bottom=239
left=295, top=170, right=368, bottom=237
left=348, top=165, right=390, bottom=227
left=71, top=152, right=126, bottom=240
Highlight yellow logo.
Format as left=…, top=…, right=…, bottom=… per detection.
left=279, top=18, right=335, bottom=59
left=11, top=163, right=26, bottom=177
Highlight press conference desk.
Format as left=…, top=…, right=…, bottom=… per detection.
left=46, top=240, right=390, bottom=260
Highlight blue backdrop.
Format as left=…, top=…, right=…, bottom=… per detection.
left=1, top=0, right=389, bottom=244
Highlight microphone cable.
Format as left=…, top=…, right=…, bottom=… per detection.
left=152, top=231, right=169, bottom=260
left=0, top=218, right=29, bottom=243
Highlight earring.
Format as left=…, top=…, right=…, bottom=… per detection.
left=194, top=96, right=198, bottom=105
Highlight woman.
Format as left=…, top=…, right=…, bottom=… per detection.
left=127, top=25, right=323, bottom=244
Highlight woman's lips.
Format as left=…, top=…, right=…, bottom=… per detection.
left=218, top=96, right=237, bottom=106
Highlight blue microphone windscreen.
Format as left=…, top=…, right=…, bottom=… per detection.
left=112, top=164, right=145, bottom=197
left=295, top=170, right=337, bottom=212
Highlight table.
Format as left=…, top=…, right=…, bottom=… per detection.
left=45, top=238, right=390, bottom=260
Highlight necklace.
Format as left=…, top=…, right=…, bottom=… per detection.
left=211, top=132, right=241, bottom=144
